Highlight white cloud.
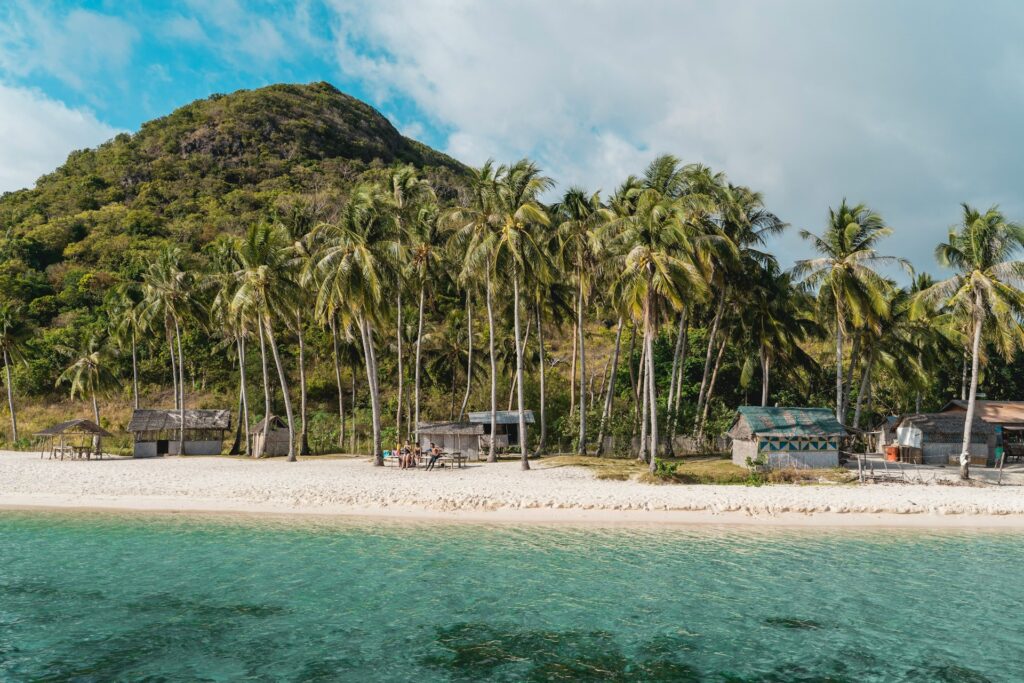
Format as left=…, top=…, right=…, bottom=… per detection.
left=325, top=0, right=1024, bottom=271
left=0, top=83, right=120, bottom=194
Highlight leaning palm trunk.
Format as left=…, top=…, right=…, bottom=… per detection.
left=485, top=272, right=498, bottom=463
left=297, top=317, right=310, bottom=455
left=265, top=317, right=296, bottom=462
left=330, top=318, right=345, bottom=451
left=637, top=335, right=648, bottom=462
left=230, top=382, right=244, bottom=455
left=359, top=317, right=384, bottom=466
left=167, top=329, right=179, bottom=410
left=576, top=274, right=587, bottom=454
left=835, top=309, right=845, bottom=423
left=506, top=317, right=531, bottom=409
left=238, top=336, right=250, bottom=456
left=960, top=299, right=984, bottom=480
left=395, top=293, right=403, bottom=442
left=174, top=317, right=185, bottom=455
left=694, top=294, right=725, bottom=430
left=569, top=321, right=577, bottom=417
left=413, top=285, right=426, bottom=443
left=533, top=299, right=547, bottom=457
left=645, top=299, right=659, bottom=472
left=669, top=311, right=689, bottom=439
left=92, top=392, right=101, bottom=452
left=4, top=348, right=17, bottom=443
left=257, top=321, right=272, bottom=457
left=458, top=296, right=473, bottom=421
left=697, top=340, right=726, bottom=441
left=131, top=329, right=139, bottom=410
left=512, top=273, right=530, bottom=470
left=666, top=313, right=686, bottom=420
left=595, top=317, right=623, bottom=456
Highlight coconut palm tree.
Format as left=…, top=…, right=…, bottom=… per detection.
left=56, top=336, right=119, bottom=448
left=794, top=200, right=907, bottom=423
left=555, top=187, right=613, bottom=454
left=141, top=247, right=202, bottom=454
left=107, top=285, right=145, bottom=410
left=913, top=204, right=1024, bottom=479
left=0, top=302, right=29, bottom=444
left=491, top=159, right=553, bottom=470
left=232, top=222, right=301, bottom=461
left=313, top=184, right=402, bottom=466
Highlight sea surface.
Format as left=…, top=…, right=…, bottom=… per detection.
left=0, top=512, right=1022, bottom=682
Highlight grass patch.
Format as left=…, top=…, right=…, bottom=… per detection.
left=544, top=454, right=751, bottom=484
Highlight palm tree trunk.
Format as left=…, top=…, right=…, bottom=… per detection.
left=960, top=299, right=984, bottom=480
left=239, top=336, right=250, bottom=456
left=413, top=285, right=426, bottom=443
left=131, top=329, right=139, bottom=410
left=669, top=309, right=689, bottom=439
left=4, top=348, right=17, bottom=443
left=168, top=329, right=179, bottom=410
left=637, top=334, right=648, bottom=462
left=359, top=317, right=383, bottom=466
left=459, top=295, right=473, bottom=421
left=174, top=316, right=185, bottom=455
left=330, top=318, right=345, bottom=451
left=835, top=309, right=845, bottom=423
left=507, top=316, right=531, bottom=410
left=853, top=351, right=873, bottom=430
left=627, top=323, right=638, bottom=412
left=533, top=298, right=547, bottom=457
left=230, top=380, right=244, bottom=455
left=92, top=392, right=101, bottom=452
left=960, top=352, right=969, bottom=401
left=265, top=316, right=296, bottom=462
left=596, top=317, right=623, bottom=456
left=350, top=368, right=356, bottom=454
left=843, top=332, right=861, bottom=416
left=486, top=272, right=498, bottom=463
left=697, top=340, right=726, bottom=440
left=695, top=294, right=725, bottom=430
left=760, top=348, right=770, bottom=407
left=512, top=273, right=530, bottom=470
left=666, top=312, right=686, bottom=417
left=646, top=298, right=659, bottom=472
left=575, top=278, right=586, bottom=454
left=569, top=320, right=577, bottom=417
left=396, top=292, right=403, bottom=443
left=297, top=316, right=310, bottom=455
left=257, top=322, right=272, bottom=457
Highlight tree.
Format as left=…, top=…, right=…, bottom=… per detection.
left=107, top=285, right=145, bottom=410
left=491, top=159, right=553, bottom=470
left=914, top=205, right=1024, bottom=479
left=555, top=187, right=613, bottom=454
left=56, top=336, right=118, bottom=448
left=794, top=200, right=906, bottom=423
left=0, top=302, right=29, bottom=444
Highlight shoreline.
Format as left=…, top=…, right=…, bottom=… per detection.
left=4, top=450, right=1024, bottom=530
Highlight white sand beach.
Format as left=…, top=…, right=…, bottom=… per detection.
left=2, top=450, right=1024, bottom=527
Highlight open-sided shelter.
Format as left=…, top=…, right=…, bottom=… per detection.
left=35, top=419, right=113, bottom=459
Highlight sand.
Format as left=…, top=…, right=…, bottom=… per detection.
left=2, top=450, right=1024, bottom=528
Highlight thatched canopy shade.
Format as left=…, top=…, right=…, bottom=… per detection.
left=418, top=421, right=485, bottom=436
left=128, top=409, right=230, bottom=434
left=35, top=419, right=112, bottom=438
left=728, top=406, right=846, bottom=440
left=251, top=415, right=288, bottom=433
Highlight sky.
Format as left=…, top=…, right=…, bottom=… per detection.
left=2, top=1, right=1024, bottom=274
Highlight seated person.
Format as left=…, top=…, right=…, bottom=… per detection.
left=400, top=444, right=416, bottom=469
left=425, top=443, right=444, bottom=471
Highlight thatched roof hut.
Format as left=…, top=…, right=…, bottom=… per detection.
left=35, top=419, right=112, bottom=438
left=250, top=415, right=290, bottom=457
left=128, top=409, right=230, bottom=457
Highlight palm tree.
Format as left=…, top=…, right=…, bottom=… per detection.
left=313, top=184, right=402, bottom=466
left=556, top=187, right=613, bottom=454
left=56, top=336, right=118, bottom=448
left=107, top=285, right=145, bottom=410
left=794, top=200, right=907, bottom=423
left=0, top=302, right=29, bottom=444
left=141, top=248, right=202, bottom=454
left=448, top=161, right=502, bottom=462
left=913, top=205, right=1024, bottom=479
left=232, top=222, right=301, bottom=461
left=491, top=159, right=553, bottom=470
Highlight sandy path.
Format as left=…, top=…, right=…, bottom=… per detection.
left=2, top=451, right=1024, bottom=527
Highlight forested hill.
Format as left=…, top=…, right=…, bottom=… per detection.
left=0, top=82, right=466, bottom=310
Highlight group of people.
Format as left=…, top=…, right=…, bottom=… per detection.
left=394, top=441, right=445, bottom=470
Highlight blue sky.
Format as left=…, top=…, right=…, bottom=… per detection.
left=3, top=1, right=1024, bottom=273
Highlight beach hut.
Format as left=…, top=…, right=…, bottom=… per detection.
left=467, top=410, right=535, bottom=451
left=417, top=421, right=485, bottom=460
left=128, top=408, right=230, bottom=457
left=250, top=415, right=291, bottom=457
left=35, top=419, right=113, bottom=459
left=728, top=406, right=846, bottom=470
left=893, top=412, right=994, bottom=465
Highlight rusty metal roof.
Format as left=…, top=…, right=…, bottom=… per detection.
left=729, top=406, right=846, bottom=439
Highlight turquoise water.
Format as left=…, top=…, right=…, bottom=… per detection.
left=1, top=513, right=1022, bottom=682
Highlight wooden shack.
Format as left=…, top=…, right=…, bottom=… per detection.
left=417, top=421, right=485, bottom=460
left=728, top=406, right=846, bottom=470
left=128, top=409, right=230, bottom=457
left=467, top=410, right=535, bottom=451
left=894, top=412, right=994, bottom=465
left=251, top=415, right=291, bottom=457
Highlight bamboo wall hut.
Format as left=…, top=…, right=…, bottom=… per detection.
left=417, top=421, right=485, bottom=460
left=894, top=413, right=995, bottom=465
left=467, top=410, right=535, bottom=450
left=250, top=415, right=291, bottom=457
left=728, top=406, right=846, bottom=470
left=128, top=409, right=230, bottom=457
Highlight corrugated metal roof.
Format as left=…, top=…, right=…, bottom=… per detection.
left=417, top=421, right=484, bottom=436
left=128, top=409, right=231, bottom=432
left=467, top=410, right=535, bottom=425
left=941, top=400, right=1024, bottom=424
left=894, top=412, right=993, bottom=438
left=729, top=406, right=846, bottom=439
